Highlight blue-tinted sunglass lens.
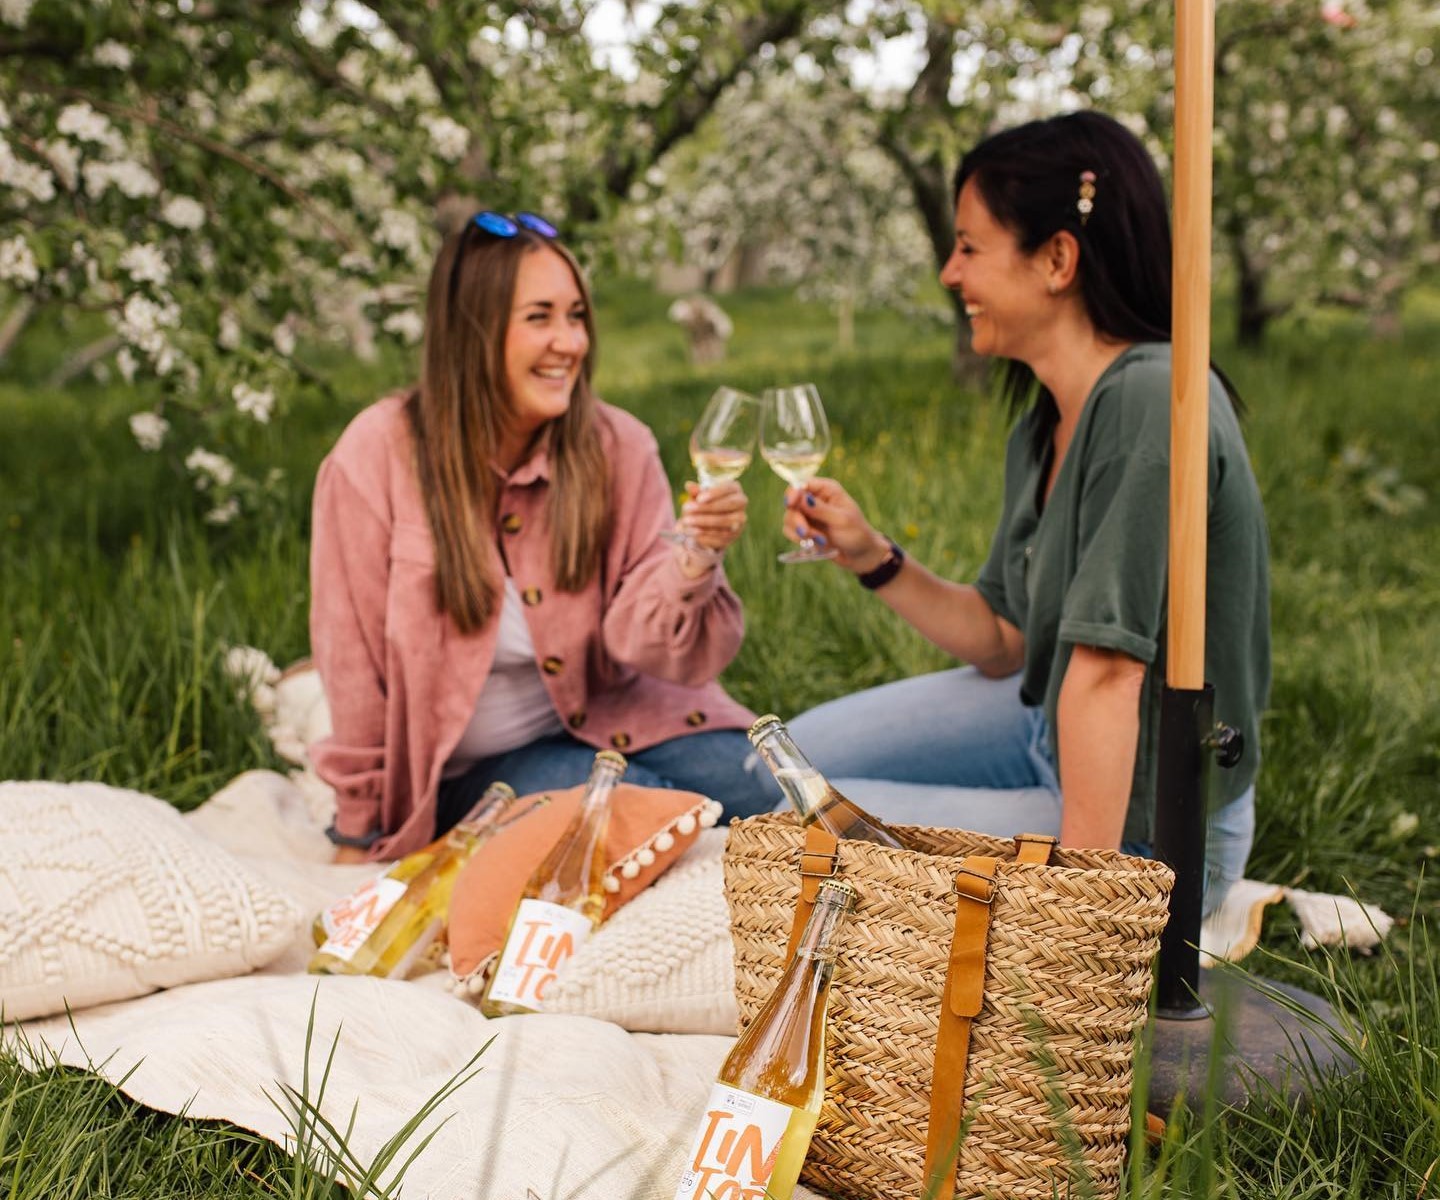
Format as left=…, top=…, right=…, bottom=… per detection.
left=473, top=211, right=519, bottom=238
left=516, top=212, right=558, bottom=238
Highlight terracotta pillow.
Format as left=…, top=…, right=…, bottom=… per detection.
left=446, top=783, right=721, bottom=986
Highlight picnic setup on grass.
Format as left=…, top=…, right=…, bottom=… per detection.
left=0, top=1, right=1411, bottom=1197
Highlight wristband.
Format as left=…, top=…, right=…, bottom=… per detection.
left=324, top=822, right=381, bottom=850
left=856, top=538, right=905, bottom=590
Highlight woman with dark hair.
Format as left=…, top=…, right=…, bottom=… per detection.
left=310, top=213, right=772, bottom=862
left=782, top=112, right=1270, bottom=913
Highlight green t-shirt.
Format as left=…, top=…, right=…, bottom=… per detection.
left=974, top=343, right=1271, bottom=844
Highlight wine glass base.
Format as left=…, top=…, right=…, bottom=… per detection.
left=778, top=545, right=839, bottom=564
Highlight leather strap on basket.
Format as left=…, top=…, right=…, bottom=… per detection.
left=922, top=833, right=1056, bottom=1200
left=785, top=824, right=841, bottom=961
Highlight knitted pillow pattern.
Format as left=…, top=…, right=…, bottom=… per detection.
left=521, top=829, right=738, bottom=1036
left=0, top=781, right=306, bottom=1021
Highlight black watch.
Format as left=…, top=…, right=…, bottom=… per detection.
left=856, top=538, right=905, bottom=591
left=324, top=822, right=381, bottom=850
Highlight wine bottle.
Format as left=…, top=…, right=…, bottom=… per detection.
left=747, top=715, right=908, bottom=849
left=309, top=781, right=533, bottom=978
left=480, top=750, right=626, bottom=1017
left=674, top=877, right=857, bottom=1200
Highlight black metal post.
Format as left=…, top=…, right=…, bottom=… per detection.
left=1153, top=683, right=1212, bottom=1018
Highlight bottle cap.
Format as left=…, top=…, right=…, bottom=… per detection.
left=594, top=749, right=627, bottom=769
left=815, top=877, right=857, bottom=910
left=747, top=714, right=783, bottom=744
left=484, top=781, right=517, bottom=800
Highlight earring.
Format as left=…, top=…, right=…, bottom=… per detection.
left=1047, top=282, right=1059, bottom=296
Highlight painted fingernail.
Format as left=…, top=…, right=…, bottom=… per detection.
left=805, top=494, right=816, bottom=508
left=796, top=521, right=808, bottom=537
left=814, top=534, right=828, bottom=546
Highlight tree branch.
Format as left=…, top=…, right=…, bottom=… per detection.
left=29, top=83, right=355, bottom=251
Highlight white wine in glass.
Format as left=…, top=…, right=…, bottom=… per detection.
left=761, top=383, right=838, bottom=564
left=661, top=386, right=758, bottom=551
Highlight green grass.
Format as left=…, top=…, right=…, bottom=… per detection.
left=2, top=282, right=1439, bottom=1196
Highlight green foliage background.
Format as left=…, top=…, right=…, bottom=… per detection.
left=2, top=282, right=1438, bottom=1194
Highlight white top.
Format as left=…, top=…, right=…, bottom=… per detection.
left=443, top=578, right=564, bottom=775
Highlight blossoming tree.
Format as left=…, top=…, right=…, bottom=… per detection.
left=0, top=0, right=814, bottom=518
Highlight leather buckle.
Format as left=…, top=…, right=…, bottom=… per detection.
left=798, top=847, right=840, bottom=879
left=1014, top=832, right=1058, bottom=848
left=953, top=866, right=997, bottom=905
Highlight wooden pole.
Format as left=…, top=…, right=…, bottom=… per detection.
left=1169, top=0, right=1215, bottom=690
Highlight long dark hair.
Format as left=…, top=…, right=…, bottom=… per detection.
left=954, top=111, right=1240, bottom=448
left=407, top=224, right=609, bottom=634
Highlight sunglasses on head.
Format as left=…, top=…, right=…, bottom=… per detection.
left=470, top=210, right=559, bottom=239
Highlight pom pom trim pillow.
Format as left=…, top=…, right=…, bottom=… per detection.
left=445, top=783, right=721, bottom=992
left=1, top=781, right=306, bottom=1021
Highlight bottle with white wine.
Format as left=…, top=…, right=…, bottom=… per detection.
left=309, top=781, right=534, bottom=978
left=480, top=750, right=626, bottom=1017
left=747, top=715, right=909, bottom=850
left=673, top=877, right=857, bottom=1200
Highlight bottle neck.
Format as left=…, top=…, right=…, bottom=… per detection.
left=793, top=892, right=850, bottom=965
left=454, top=785, right=519, bottom=835
left=750, top=726, right=828, bottom=823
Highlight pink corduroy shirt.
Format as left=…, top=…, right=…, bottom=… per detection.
left=309, top=394, right=755, bottom=859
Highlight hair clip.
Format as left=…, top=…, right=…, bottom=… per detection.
left=1077, top=171, right=1097, bottom=226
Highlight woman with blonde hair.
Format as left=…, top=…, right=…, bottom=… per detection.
left=310, top=212, right=770, bottom=861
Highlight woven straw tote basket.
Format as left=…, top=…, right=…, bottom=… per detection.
left=723, top=812, right=1174, bottom=1200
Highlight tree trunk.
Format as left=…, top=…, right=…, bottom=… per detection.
left=1229, top=224, right=1270, bottom=348
left=46, top=334, right=122, bottom=388
left=0, top=297, right=35, bottom=363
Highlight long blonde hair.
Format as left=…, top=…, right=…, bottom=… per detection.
left=407, top=224, right=610, bottom=634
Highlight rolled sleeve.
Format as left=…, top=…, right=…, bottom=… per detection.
left=599, top=423, right=745, bottom=683
left=1058, top=450, right=1168, bottom=664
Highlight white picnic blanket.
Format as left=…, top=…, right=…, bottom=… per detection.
left=7, top=769, right=829, bottom=1200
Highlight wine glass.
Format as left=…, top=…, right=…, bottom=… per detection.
left=761, top=383, right=838, bottom=564
left=660, top=386, right=759, bottom=551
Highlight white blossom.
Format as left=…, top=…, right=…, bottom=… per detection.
left=204, top=497, right=241, bottom=525
left=375, top=208, right=426, bottom=263
left=128, top=411, right=170, bottom=451
left=56, top=103, right=113, bottom=145
left=217, top=309, right=242, bottom=350
left=37, top=139, right=78, bottom=191
left=338, top=249, right=376, bottom=275
left=422, top=115, right=470, bottom=162
left=0, top=100, right=9, bottom=130
left=119, top=242, right=171, bottom=287
left=160, top=195, right=206, bottom=230
left=382, top=309, right=424, bottom=344
left=115, top=293, right=181, bottom=358
left=83, top=159, right=160, bottom=200
left=0, top=0, right=35, bottom=28
left=185, top=447, right=236, bottom=490
left=232, top=382, right=275, bottom=423
left=272, top=320, right=296, bottom=356
left=92, top=40, right=133, bottom=70
left=0, top=139, right=57, bottom=203
left=0, top=235, right=38, bottom=285
left=116, top=346, right=138, bottom=382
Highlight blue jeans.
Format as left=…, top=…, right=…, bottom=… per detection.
left=436, top=728, right=776, bottom=835
left=787, top=667, right=1253, bottom=917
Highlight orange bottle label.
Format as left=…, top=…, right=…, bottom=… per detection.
left=317, top=875, right=407, bottom=960
left=674, top=1084, right=799, bottom=1200
left=486, top=899, right=592, bottom=1008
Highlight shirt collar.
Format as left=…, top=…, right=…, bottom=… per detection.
left=491, top=433, right=552, bottom=487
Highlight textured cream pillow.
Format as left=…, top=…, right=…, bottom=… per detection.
left=539, top=828, right=739, bottom=1036
left=0, top=781, right=306, bottom=1021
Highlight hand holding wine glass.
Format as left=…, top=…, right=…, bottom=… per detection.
left=662, top=386, right=758, bottom=558
left=761, top=383, right=838, bottom=564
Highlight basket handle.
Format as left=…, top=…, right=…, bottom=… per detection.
left=923, top=834, right=1056, bottom=1200
left=783, top=824, right=841, bottom=961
